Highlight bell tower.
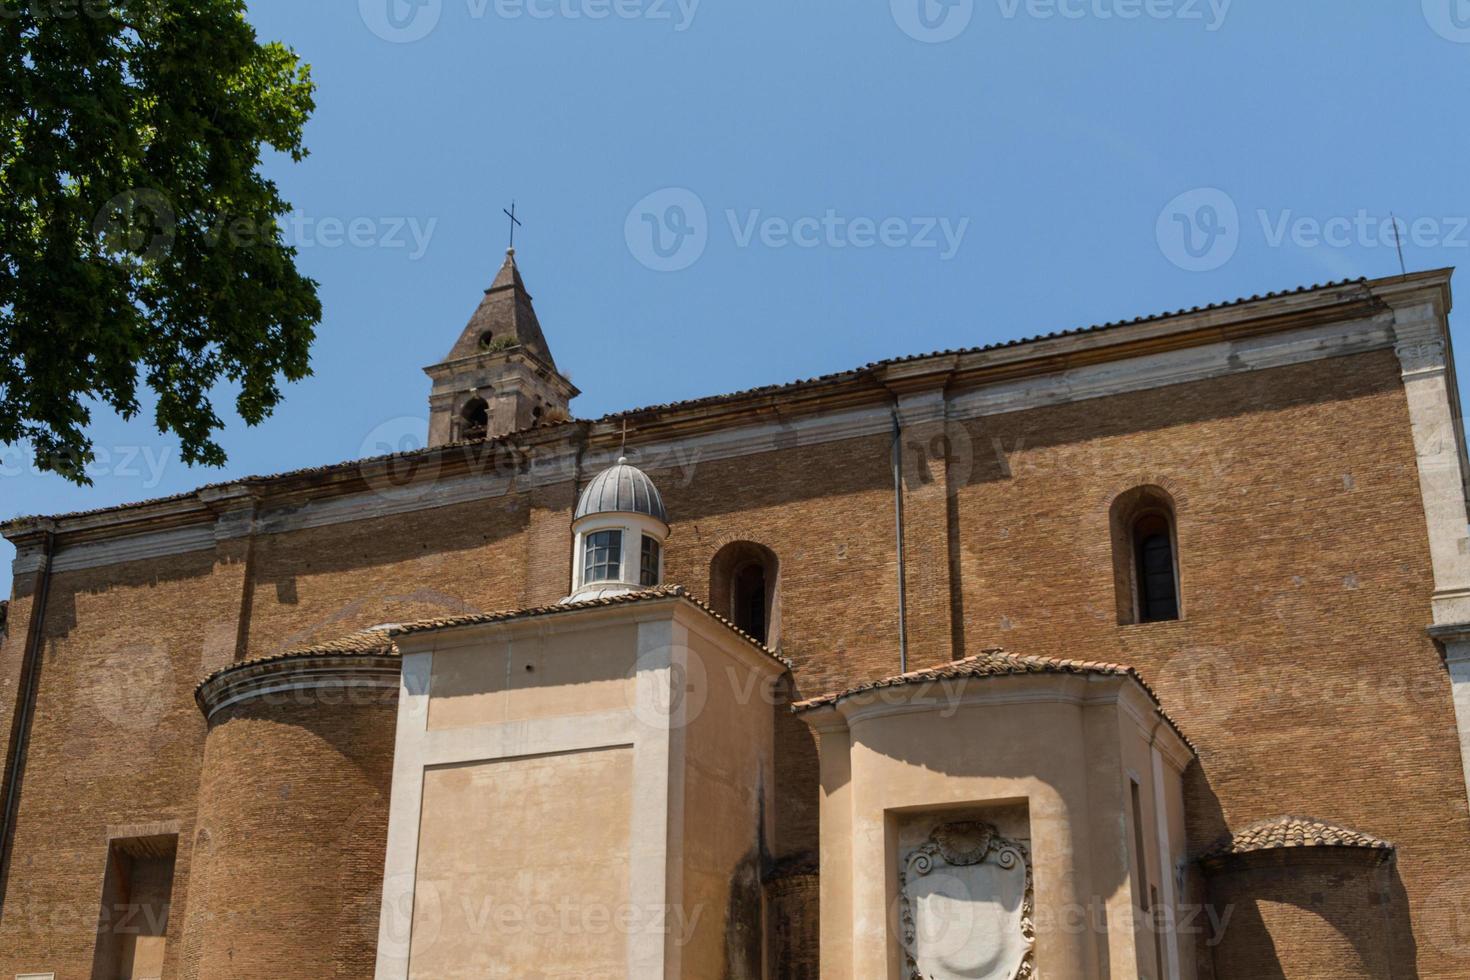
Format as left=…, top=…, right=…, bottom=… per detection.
left=424, top=248, right=579, bottom=445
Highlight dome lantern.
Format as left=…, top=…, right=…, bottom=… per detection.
left=564, top=456, right=670, bottom=602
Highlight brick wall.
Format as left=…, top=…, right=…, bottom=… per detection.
left=947, top=350, right=1465, bottom=976
left=0, top=549, right=231, bottom=977
left=178, top=686, right=396, bottom=978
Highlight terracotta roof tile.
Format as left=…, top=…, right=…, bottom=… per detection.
left=1203, top=816, right=1393, bottom=859
left=387, top=585, right=788, bottom=666
left=598, top=276, right=1384, bottom=421
left=194, top=627, right=399, bottom=691
left=794, top=649, right=1135, bottom=710
left=195, top=585, right=788, bottom=697
left=793, top=649, right=1194, bottom=751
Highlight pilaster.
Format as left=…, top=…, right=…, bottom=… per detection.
left=887, top=367, right=963, bottom=667
left=1391, top=286, right=1470, bottom=808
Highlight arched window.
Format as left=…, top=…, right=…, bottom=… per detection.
left=1133, top=513, right=1178, bottom=622
left=710, top=541, right=780, bottom=646
left=459, top=396, right=489, bottom=441
left=733, top=562, right=767, bottom=642
left=1110, top=486, right=1181, bottom=624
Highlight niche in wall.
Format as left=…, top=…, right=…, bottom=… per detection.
left=895, top=804, right=1034, bottom=980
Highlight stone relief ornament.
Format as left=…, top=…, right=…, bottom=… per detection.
left=899, top=821, right=1036, bottom=980
left=1395, top=338, right=1447, bottom=376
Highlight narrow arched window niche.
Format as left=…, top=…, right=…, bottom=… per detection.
left=1110, top=485, right=1182, bottom=625
left=710, top=541, right=780, bottom=647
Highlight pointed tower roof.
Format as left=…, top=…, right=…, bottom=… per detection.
left=444, top=249, right=558, bottom=369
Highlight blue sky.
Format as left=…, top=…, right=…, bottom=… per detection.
left=4, top=0, right=1470, bottom=596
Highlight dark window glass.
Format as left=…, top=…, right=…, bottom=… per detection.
left=734, top=562, right=767, bottom=643
left=640, top=536, right=661, bottom=587
left=584, top=530, right=622, bottom=584
left=1134, top=514, right=1179, bottom=622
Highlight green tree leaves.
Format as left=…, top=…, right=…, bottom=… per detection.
left=0, top=0, right=321, bottom=483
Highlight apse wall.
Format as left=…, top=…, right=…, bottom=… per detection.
left=178, top=650, right=400, bottom=978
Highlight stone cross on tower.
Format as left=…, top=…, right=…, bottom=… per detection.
left=422, top=249, right=579, bottom=445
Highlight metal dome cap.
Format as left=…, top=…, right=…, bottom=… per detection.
left=574, top=457, right=668, bottom=524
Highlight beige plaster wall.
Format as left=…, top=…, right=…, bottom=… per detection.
left=409, top=746, right=634, bottom=979
left=678, top=628, right=778, bottom=979
left=427, top=622, right=638, bottom=730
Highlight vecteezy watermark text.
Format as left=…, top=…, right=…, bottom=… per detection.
left=359, top=0, right=697, bottom=42
left=892, top=0, right=1230, bottom=43
left=726, top=210, right=970, bottom=258
left=92, top=190, right=438, bottom=262
left=1, top=442, right=173, bottom=489
left=1156, top=188, right=1470, bottom=273
left=624, top=188, right=970, bottom=271
left=995, top=0, right=1230, bottom=29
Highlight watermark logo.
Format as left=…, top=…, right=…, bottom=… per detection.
left=93, top=189, right=176, bottom=262
left=901, top=418, right=976, bottom=496
left=87, top=642, right=170, bottom=732
left=358, top=415, right=442, bottom=502
left=360, top=0, right=443, bottom=42
left=1157, top=188, right=1470, bottom=272
left=1156, top=187, right=1239, bottom=272
left=1424, top=0, right=1470, bottom=43
left=625, top=645, right=710, bottom=730
left=892, top=0, right=975, bottom=43
left=626, top=187, right=708, bottom=272
left=625, top=188, right=971, bottom=271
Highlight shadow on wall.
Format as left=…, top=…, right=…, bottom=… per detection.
left=1203, top=849, right=1415, bottom=980
left=1182, top=763, right=1417, bottom=980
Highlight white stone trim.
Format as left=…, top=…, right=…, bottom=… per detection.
left=1393, top=302, right=1470, bottom=624
left=1389, top=292, right=1470, bottom=817
left=1430, top=627, right=1470, bottom=802
left=15, top=523, right=215, bottom=575
left=198, top=662, right=401, bottom=721
left=948, top=311, right=1393, bottom=419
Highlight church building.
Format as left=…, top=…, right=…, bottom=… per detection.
left=1, top=253, right=1468, bottom=978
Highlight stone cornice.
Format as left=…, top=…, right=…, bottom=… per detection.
left=195, top=653, right=401, bottom=721
left=423, top=346, right=581, bottom=399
